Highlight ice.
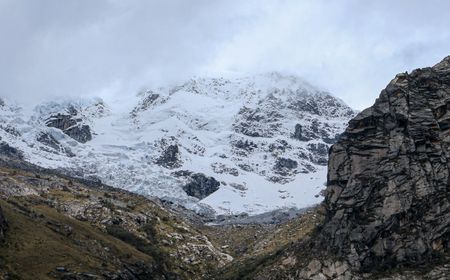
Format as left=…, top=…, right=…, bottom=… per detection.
left=0, top=73, right=355, bottom=215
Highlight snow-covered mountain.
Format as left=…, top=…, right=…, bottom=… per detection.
left=0, top=73, right=356, bottom=215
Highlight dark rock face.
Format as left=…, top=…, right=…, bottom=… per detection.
left=321, top=56, right=450, bottom=271
left=182, top=173, right=220, bottom=199
left=211, top=162, right=239, bottom=176
left=37, top=133, right=75, bottom=157
left=307, top=143, right=329, bottom=165
left=130, top=92, right=160, bottom=118
left=293, top=121, right=340, bottom=144
left=272, top=158, right=298, bottom=181
left=37, top=132, right=60, bottom=150
left=46, top=107, right=92, bottom=143
left=0, top=125, right=21, bottom=137
left=0, top=206, right=7, bottom=242
left=288, top=93, right=355, bottom=118
left=233, top=106, right=283, bottom=138
left=156, top=144, right=181, bottom=169
left=293, top=124, right=305, bottom=140
left=231, top=139, right=258, bottom=156
left=274, top=158, right=298, bottom=170
left=0, top=142, right=23, bottom=160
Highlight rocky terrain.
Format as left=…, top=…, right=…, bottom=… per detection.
left=320, top=55, right=450, bottom=272
left=0, top=143, right=329, bottom=280
left=0, top=149, right=232, bottom=279
left=209, top=56, right=450, bottom=280
left=3, top=58, right=450, bottom=279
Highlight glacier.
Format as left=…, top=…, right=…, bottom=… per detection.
left=0, top=73, right=356, bottom=215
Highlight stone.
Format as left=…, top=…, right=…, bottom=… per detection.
left=37, top=132, right=75, bottom=157
left=311, top=273, right=327, bottom=280
left=281, top=256, right=297, bottom=266
left=335, top=261, right=349, bottom=276
left=56, top=266, right=67, bottom=272
left=274, top=157, right=298, bottom=170
left=307, top=143, right=329, bottom=165
left=46, top=107, right=92, bottom=143
left=320, top=56, right=450, bottom=272
left=156, top=144, right=181, bottom=168
left=307, top=259, right=322, bottom=275
left=182, top=173, right=220, bottom=199
left=293, top=123, right=310, bottom=141
left=130, top=92, right=160, bottom=118
left=0, top=142, right=23, bottom=160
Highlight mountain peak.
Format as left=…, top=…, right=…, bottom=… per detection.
left=0, top=74, right=356, bottom=215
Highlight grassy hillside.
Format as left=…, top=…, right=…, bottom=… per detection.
left=0, top=162, right=231, bottom=279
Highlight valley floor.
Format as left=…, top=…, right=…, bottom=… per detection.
left=0, top=158, right=322, bottom=280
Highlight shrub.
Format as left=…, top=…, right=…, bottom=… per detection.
left=106, top=225, right=165, bottom=261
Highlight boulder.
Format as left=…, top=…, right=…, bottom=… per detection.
left=45, top=106, right=92, bottom=143
left=182, top=173, right=220, bottom=199
left=274, top=158, right=298, bottom=170
left=156, top=144, right=181, bottom=169
left=0, top=142, right=23, bottom=160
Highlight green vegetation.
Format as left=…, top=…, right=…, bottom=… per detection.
left=106, top=224, right=166, bottom=262
left=0, top=198, right=154, bottom=280
left=0, top=165, right=234, bottom=279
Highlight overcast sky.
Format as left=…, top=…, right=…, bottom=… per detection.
left=1, top=0, right=450, bottom=110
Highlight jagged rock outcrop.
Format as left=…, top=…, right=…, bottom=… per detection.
left=156, top=144, right=181, bottom=169
left=307, top=143, right=329, bottom=165
left=293, top=123, right=307, bottom=141
left=130, top=92, right=160, bottom=119
left=45, top=106, right=92, bottom=143
left=37, top=132, right=75, bottom=157
left=321, top=56, right=450, bottom=271
left=182, top=173, right=220, bottom=199
left=0, top=206, right=7, bottom=242
left=274, top=158, right=298, bottom=176
left=0, top=142, right=23, bottom=160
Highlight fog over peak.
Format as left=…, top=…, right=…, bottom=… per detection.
left=1, top=0, right=450, bottom=110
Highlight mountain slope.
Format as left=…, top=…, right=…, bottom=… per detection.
left=218, top=56, right=450, bottom=280
left=0, top=73, right=356, bottom=215
left=0, top=155, right=231, bottom=280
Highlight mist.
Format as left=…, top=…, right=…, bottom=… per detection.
left=1, top=0, right=450, bottom=109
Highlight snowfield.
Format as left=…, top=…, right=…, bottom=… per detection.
left=0, top=73, right=356, bottom=215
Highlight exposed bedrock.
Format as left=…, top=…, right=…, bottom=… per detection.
left=320, top=56, right=450, bottom=271
left=182, top=173, right=220, bottom=200
left=45, top=106, right=92, bottom=143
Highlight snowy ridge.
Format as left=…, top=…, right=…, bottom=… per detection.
left=0, top=73, right=356, bottom=215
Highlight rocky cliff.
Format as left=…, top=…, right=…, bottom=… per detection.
left=45, top=106, right=93, bottom=143
left=213, top=57, right=450, bottom=280
left=322, top=56, right=450, bottom=271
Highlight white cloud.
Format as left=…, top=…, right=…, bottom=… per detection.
left=1, top=0, right=449, bottom=109
left=206, top=0, right=450, bottom=109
